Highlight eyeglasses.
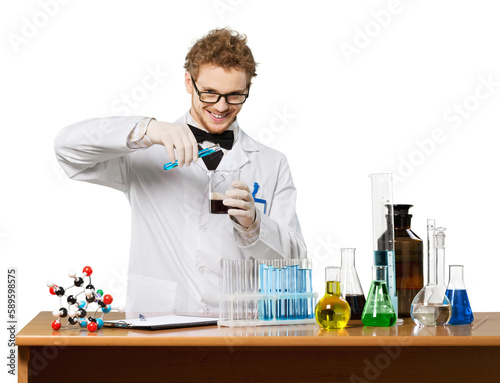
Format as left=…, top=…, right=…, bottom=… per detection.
left=190, top=75, right=249, bottom=105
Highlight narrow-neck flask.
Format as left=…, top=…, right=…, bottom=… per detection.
left=361, top=266, right=397, bottom=327
left=340, top=248, right=366, bottom=320
left=393, top=204, right=424, bottom=318
left=446, top=265, right=474, bottom=325
left=410, top=221, right=452, bottom=326
left=315, top=267, right=351, bottom=329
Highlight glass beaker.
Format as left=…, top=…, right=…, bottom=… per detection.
left=369, top=173, right=398, bottom=316
left=207, top=170, right=240, bottom=214
left=361, top=266, right=397, bottom=327
left=446, top=265, right=474, bottom=325
left=393, top=204, right=424, bottom=318
left=315, top=267, right=351, bottom=329
left=410, top=221, right=452, bottom=326
left=340, top=248, right=366, bottom=320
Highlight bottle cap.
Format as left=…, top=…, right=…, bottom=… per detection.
left=393, top=204, right=413, bottom=228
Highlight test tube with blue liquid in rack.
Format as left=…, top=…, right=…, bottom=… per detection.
left=219, top=258, right=317, bottom=327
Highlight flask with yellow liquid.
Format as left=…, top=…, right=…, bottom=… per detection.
left=315, top=266, right=351, bottom=329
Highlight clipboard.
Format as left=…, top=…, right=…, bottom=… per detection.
left=103, top=314, right=218, bottom=330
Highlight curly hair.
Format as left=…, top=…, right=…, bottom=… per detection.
left=184, top=28, right=257, bottom=84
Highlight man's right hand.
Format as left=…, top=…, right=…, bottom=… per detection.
left=145, top=120, right=199, bottom=167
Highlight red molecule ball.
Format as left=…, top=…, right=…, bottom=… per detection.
left=49, top=286, right=56, bottom=295
left=51, top=321, right=61, bottom=331
left=103, top=294, right=113, bottom=305
left=87, top=322, right=98, bottom=332
left=82, top=266, right=93, bottom=277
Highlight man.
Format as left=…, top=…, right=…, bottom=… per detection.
left=55, top=28, right=306, bottom=314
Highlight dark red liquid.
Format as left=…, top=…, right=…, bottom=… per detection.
left=345, top=294, right=366, bottom=320
left=210, top=199, right=228, bottom=214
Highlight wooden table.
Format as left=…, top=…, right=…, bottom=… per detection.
left=16, top=312, right=500, bottom=383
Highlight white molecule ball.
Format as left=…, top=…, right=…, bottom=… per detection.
left=52, top=309, right=61, bottom=318
left=68, top=270, right=76, bottom=278
left=46, top=280, right=54, bottom=287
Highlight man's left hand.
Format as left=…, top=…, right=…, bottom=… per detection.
left=223, top=181, right=256, bottom=228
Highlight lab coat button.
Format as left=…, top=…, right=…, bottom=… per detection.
left=201, top=225, right=208, bottom=232
left=199, top=267, right=206, bottom=274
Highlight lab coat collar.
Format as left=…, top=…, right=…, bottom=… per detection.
left=218, top=128, right=259, bottom=170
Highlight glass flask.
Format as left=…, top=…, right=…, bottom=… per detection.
left=315, top=266, right=351, bottom=329
left=340, top=248, right=366, bottom=320
left=410, top=221, right=452, bottom=326
left=446, top=265, right=474, bottom=325
left=393, top=204, right=424, bottom=318
left=369, top=173, right=398, bottom=316
left=361, top=266, right=397, bottom=327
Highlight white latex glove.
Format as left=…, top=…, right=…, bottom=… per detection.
left=145, top=120, right=198, bottom=167
left=223, top=181, right=256, bottom=228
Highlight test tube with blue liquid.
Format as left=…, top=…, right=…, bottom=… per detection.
left=163, top=144, right=221, bottom=170
left=280, top=260, right=288, bottom=319
left=222, top=257, right=315, bottom=324
left=299, top=258, right=313, bottom=319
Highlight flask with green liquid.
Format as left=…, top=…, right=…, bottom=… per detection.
left=362, top=266, right=397, bottom=327
left=315, top=266, right=351, bottom=329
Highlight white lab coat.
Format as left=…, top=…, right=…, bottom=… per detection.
left=54, top=113, right=306, bottom=314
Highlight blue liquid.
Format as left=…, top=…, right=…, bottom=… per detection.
left=163, top=147, right=216, bottom=170
left=446, top=289, right=474, bottom=325
left=258, top=263, right=314, bottom=321
left=373, top=250, right=398, bottom=315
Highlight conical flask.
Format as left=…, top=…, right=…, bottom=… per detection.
left=446, top=265, right=474, bottom=325
left=340, top=248, right=366, bottom=320
left=361, top=266, right=397, bottom=327
left=315, top=266, right=351, bottom=329
left=410, top=221, right=452, bottom=326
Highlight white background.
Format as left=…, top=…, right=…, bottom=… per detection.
left=1, top=0, right=499, bottom=369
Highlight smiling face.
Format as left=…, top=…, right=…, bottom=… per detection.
left=185, top=65, right=248, bottom=134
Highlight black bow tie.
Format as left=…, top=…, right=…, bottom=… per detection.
left=188, top=124, right=234, bottom=150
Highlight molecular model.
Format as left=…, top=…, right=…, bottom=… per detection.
left=47, top=266, right=124, bottom=332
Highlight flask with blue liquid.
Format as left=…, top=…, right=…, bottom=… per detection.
left=446, top=265, right=474, bottom=325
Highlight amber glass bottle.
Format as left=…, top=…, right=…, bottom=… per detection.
left=394, top=205, right=423, bottom=317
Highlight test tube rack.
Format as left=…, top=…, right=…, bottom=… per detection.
left=218, top=258, right=318, bottom=327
